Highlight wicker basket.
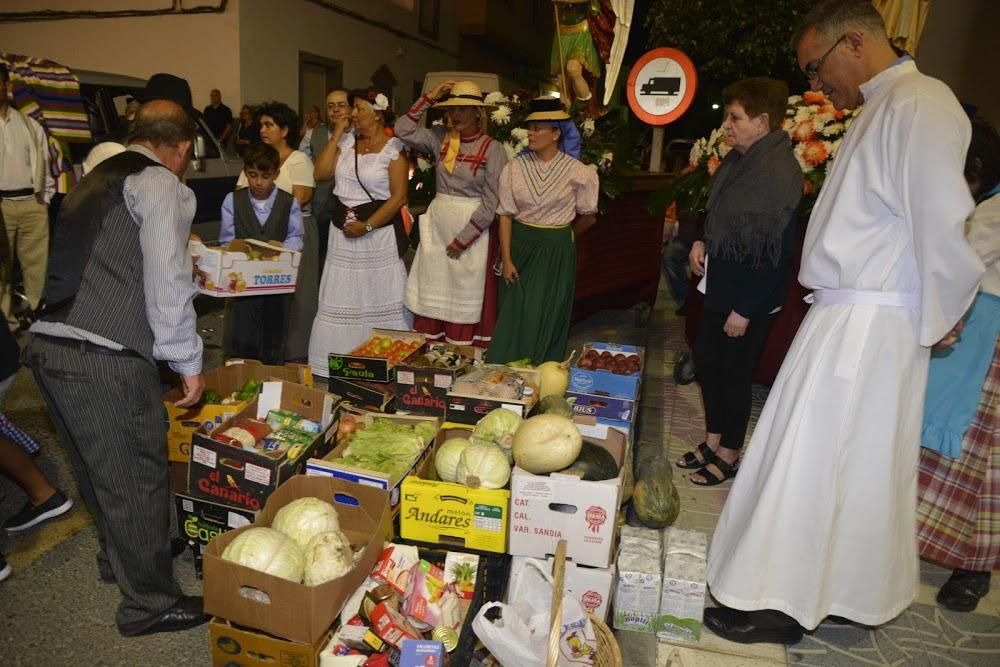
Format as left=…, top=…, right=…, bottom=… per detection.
left=546, top=539, right=623, bottom=667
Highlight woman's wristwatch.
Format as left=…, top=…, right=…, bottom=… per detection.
left=364, top=223, right=373, bottom=233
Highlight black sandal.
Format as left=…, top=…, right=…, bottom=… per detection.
left=690, top=457, right=739, bottom=486
left=677, top=442, right=718, bottom=470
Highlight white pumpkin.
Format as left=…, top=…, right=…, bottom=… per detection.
left=511, top=414, right=582, bottom=474
left=454, top=442, right=511, bottom=489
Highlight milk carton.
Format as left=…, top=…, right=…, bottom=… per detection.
left=612, top=527, right=664, bottom=633
left=656, top=528, right=708, bottom=642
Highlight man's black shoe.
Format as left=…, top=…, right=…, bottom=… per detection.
left=117, top=595, right=209, bottom=637
left=937, top=569, right=991, bottom=612
left=703, top=606, right=804, bottom=644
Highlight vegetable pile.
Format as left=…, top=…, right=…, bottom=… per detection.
left=331, top=417, right=435, bottom=484
left=201, top=378, right=262, bottom=406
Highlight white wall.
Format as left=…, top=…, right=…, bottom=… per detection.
left=238, top=0, right=459, bottom=113
left=0, top=0, right=241, bottom=111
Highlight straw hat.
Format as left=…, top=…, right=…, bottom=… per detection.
left=432, top=81, right=495, bottom=108
left=522, top=96, right=571, bottom=123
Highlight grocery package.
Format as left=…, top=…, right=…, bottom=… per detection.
left=452, top=364, right=531, bottom=400
left=613, top=526, right=664, bottom=633
left=656, top=528, right=708, bottom=643
left=207, top=408, right=320, bottom=461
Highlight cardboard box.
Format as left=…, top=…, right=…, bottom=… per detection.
left=175, top=493, right=257, bottom=577
left=188, top=381, right=339, bottom=512
left=203, top=475, right=391, bottom=645
left=444, top=367, right=540, bottom=426
left=507, top=418, right=626, bottom=568
left=169, top=461, right=189, bottom=494
left=328, top=376, right=395, bottom=413
left=399, top=427, right=510, bottom=553
left=327, top=329, right=425, bottom=383
left=165, top=360, right=313, bottom=463
left=566, top=391, right=636, bottom=423
left=209, top=617, right=333, bottom=667
left=569, top=342, right=644, bottom=399
left=304, top=411, right=440, bottom=513
left=192, top=238, right=301, bottom=297
left=508, top=555, right=615, bottom=621
left=393, top=344, right=481, bottom=417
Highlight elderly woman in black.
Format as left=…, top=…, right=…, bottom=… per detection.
left=677, top=78, right=803, bottom=486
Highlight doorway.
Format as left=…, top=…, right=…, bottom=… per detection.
left=299, top=52, right=343, bottom=119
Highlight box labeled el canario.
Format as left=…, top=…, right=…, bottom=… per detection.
left=327, top=328, right=425, bottom=383
left=203, top=475, right=390, bottom=645
left=191, top=238, right=300, bottom=297
left=399, top=427, right=509, bottom=553
left=507, top=418, right=627, bottom=568
left=569, top=342, right=644, bottom=400
left=393, top=344, right=481, bottom=416
left=175, top=493, right=257, bottom=577
left=188, top=381, right=339, bottom=512
left=209, top=617, right=333, bottom=667
left=164, top=359, right=312, bottom=463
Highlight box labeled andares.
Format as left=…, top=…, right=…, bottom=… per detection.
left=327, top=329, right=425, bottom=383
left=164, top=359, right=312, bottom=463
left=398, top=428, right=510, bottom=553
left=191, top=238, right=301, bottom=297
left=175, top=493, right=257, bottom=577
left=202, top=475, right=391, bottom=645
left=209, top=617, right=333, bottom=667
left=188, top=381, right=339, bottom=512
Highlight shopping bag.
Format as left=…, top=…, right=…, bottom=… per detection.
left=472, top=557, right=598, bottom=665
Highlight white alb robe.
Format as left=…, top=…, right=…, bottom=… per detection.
left=706, top=60, right=985, bottom=629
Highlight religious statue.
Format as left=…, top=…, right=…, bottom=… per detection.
left=551, top=0, right=634, bottom=116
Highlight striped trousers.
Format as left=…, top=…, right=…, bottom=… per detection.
left=24, top=336, right=180, bottom=628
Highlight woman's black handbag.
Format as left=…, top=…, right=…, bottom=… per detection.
left=330, top=146, right=409, bottom=258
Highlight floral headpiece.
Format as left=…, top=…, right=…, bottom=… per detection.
left=369, top=91, right=389, bottom=112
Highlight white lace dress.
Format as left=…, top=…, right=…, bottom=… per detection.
left=308, top=137, right=411, bottom=376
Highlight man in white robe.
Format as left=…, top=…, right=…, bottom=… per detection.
left=702, top=0, right=985, bottom=644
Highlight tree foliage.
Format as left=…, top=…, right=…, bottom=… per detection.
left=645, top=0, right=815, bottom=86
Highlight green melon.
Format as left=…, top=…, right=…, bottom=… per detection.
left=632, top=461, right=680, bottom=528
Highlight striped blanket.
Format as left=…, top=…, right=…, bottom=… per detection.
left=1, top=52, right=90, bottom=193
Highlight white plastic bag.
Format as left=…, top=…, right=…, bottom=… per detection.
left=472, top=558, right=598, bottom=665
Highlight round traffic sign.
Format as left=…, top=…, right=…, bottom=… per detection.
left=626, top=47, right=698, bottom=125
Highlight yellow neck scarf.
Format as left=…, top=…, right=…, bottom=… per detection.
left=442, top=129, right=461, bottom=174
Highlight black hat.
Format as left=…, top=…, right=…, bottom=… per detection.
left=522, top=96, right=571, bottom=123
left=138, top=73, right=202, bottom=120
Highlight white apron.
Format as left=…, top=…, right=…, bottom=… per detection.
left=406, top=194, right=487, bottom=324
left=706, top=288, right=928, bottom=630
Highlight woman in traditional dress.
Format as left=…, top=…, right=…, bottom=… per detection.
left=487, top=97, right=598, bottom=364
left=394, top=80, right=507, bottom=348
left=675, top=78, right=803, bottom=486
left=234, top=101, right=317, bottom=361
left=308, top=89, right=410, bottom=377
left=917, top=117, right=1000, bottom=612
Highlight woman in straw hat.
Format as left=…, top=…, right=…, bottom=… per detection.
left=487, top=97, right=598, bottom=364
left=394, top=80, right=507, bottom=347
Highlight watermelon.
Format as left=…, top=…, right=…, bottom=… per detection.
left=558, top=441, right=619, bottom=481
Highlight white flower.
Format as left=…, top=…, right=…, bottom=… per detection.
left=372, top=93, right=389, bottom=111
left=484, top=91, right=508, bottom=105
left=793, top=143, right=813, bottom=173
left=820, top=121, right=844, bottom=137
left=717, top=142, right=732, bottom=158
left=794, top=106, right=811, bottom=123
left=812, top=111, right=834, bottom=127
left=491, top=104, right=512, bottom=125
left=510, top=127, right=528, bottom=142
left=432, top=118, right=444, bottom=126
left=416, top=157, right=432, bottom=172
left=787, top=95, right=803, bottom=105
left=502, top=141, right=519, bottom=161
left=601, top=151, right=613, bottom=163
left=511, top=94, right=519, bottom=103
left=582, top=118, right=595, bottom=137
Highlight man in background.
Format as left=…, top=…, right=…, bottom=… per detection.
left=203, top=88, right=232, bottom=146
left=312, top=89, right=354, bottom=275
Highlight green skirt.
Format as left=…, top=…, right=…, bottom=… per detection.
left=488, top=223, right=575, bottom=365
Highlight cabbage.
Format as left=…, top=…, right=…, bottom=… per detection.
left=271, top=497, right=341, bottom=549
left=414, top=421, right=437, bottom=445
left=472, top=409, right=522, bottom=462
left=340, top=420, right=427, bottom=482
left=221, top=527, right=305, bottom=582
left=435, top=437, right=472, bottom=482
left=302, top=530, right=355, bottom=586
left=455, top=441, right=511, bottom=489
